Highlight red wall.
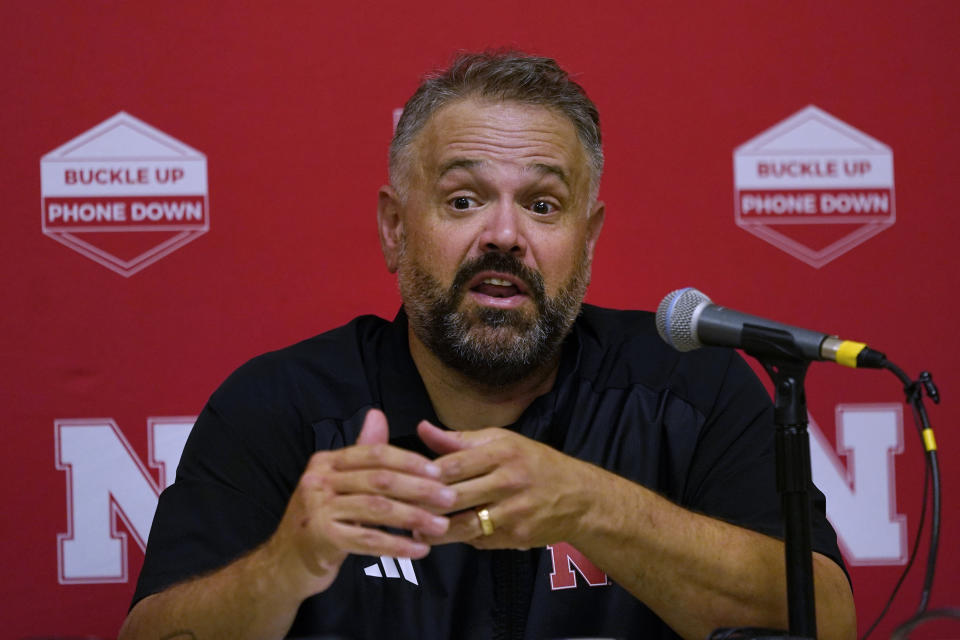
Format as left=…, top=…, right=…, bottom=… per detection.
left=2, top=2, right=958, bottom=638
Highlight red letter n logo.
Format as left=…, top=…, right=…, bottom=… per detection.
left=547, top=542, right=609, bottom=590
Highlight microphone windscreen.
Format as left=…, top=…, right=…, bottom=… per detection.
left=656, top=287, right=711, bottom=352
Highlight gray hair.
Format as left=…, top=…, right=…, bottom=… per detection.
left=389, top=50, right=604, bottom=199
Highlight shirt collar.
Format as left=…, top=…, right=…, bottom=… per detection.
left=376, top=309, right=440, bottom=455
left=375, top=307, right=584, bottom=453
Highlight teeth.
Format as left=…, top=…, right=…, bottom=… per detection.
left=483, top=278, right=513, bottom=286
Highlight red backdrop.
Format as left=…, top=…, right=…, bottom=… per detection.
left=2, top=2, right=958, bottom=638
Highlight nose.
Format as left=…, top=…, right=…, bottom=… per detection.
left=477, top=200, right=526, bottom=257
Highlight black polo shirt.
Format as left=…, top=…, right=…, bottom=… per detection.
left=133, top=305, right=845, bottom=640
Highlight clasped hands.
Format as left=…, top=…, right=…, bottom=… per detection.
left=273, top=408, right=598, bottom=597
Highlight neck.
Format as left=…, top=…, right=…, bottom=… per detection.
left=408, top=326, right=560, bottom=430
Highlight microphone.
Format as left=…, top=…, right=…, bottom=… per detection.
left=655, top=287, right=886, bottom=368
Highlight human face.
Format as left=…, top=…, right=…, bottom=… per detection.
left=380, top=98, right=604, bottom=386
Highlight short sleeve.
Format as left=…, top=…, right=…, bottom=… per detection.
left=682, top=352, right=848, bottom=578
left=131, top=360, right=315, bottom=607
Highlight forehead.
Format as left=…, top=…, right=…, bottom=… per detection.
left=412, top=98, right=589, bottom=180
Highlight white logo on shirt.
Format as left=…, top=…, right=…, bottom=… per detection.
left=363, top=556, right=418, bottom=585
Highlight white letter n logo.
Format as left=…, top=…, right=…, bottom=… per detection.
left=809, top=404, right=906, bottom=565
left=547, top=542, right=608, bottom=590
left=55, top=418, right=193, bottom=584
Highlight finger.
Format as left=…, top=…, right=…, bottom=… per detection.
left=356, top=408, right=389, bottom=445
left=326, top=469, right=457, bottom=510
left=433, top=442, right=506, bottom=484
left=419, top=509, right=494, bottom=546
left=416, top=420, right=467, bottom=455
left=417, top=421, right=506, bottom=455
left=440, top=473, right=505, bottom=512
left=332, top=442, right=441, bottom=479
left=330, top=521, right=431, bottom=559
left=330, top=493, right=450, bottom=537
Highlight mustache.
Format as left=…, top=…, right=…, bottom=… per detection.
left=449, top=252, right=546, bottom=302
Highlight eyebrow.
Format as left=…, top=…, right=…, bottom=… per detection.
left=437, top=158, right=482, bottom=179
left=529, top=162, right=569, bottom=187
left=437, top=159, right=570, bottom=187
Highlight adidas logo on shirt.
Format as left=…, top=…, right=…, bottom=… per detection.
left=363, top=556, right=418, bottom=585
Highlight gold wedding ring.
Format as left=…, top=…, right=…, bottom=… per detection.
left=476, top=508, right=495, bottom=536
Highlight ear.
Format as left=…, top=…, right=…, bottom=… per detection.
left=584, top=200, right=605, bottom=264
left=377, top=185, right=404, bottom=273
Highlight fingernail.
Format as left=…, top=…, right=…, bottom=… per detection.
left=431, top=515, right=449, bottom=533
left=437, top=487, right=456, bottom=505
left=424, top=462, right=441, bottom=478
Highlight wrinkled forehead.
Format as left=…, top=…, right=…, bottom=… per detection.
left=410, top=97, right=592, bottom=184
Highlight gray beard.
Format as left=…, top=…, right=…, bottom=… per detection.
left=399, top=250, right=590, bottom=389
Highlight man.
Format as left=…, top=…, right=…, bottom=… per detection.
left=120, top=52, right=856, bottom=640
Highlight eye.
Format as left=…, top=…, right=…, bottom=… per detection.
left=450, top=196, right=475, bottom=210
left=529, top=199, right=557, bottom=215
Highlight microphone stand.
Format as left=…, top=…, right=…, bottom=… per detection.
left=743, top=325, right=819, bottom=639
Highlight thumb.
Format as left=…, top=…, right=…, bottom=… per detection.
left=356, top=408, right=389, bottom=445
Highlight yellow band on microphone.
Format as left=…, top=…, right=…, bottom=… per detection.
left=922, top=428, right=938, bottom=452
left=836, top=340, right=869, bottom=368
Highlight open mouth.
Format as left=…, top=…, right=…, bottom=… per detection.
left=466, top=272, right=530, bottom=306
left=472, top=276, right=521, bottom=298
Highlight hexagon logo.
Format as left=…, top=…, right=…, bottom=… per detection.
left=733, top=106, right=894, bottom=268
left=41, top=112, right=209, bottom=277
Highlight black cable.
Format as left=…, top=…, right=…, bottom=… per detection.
left=859, top=462, right=929, bottom=640
left=915, top=424, right=941, bottom=615
left=916, top=452, right=940, bottom=613
left=890, top=607, right=960, bottom=640
left=878, top=361, right=943, bottom=623
left=899, top=368, right=941, bottom=614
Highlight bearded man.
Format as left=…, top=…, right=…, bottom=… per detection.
left=120, top=51, right=856, bottom=640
